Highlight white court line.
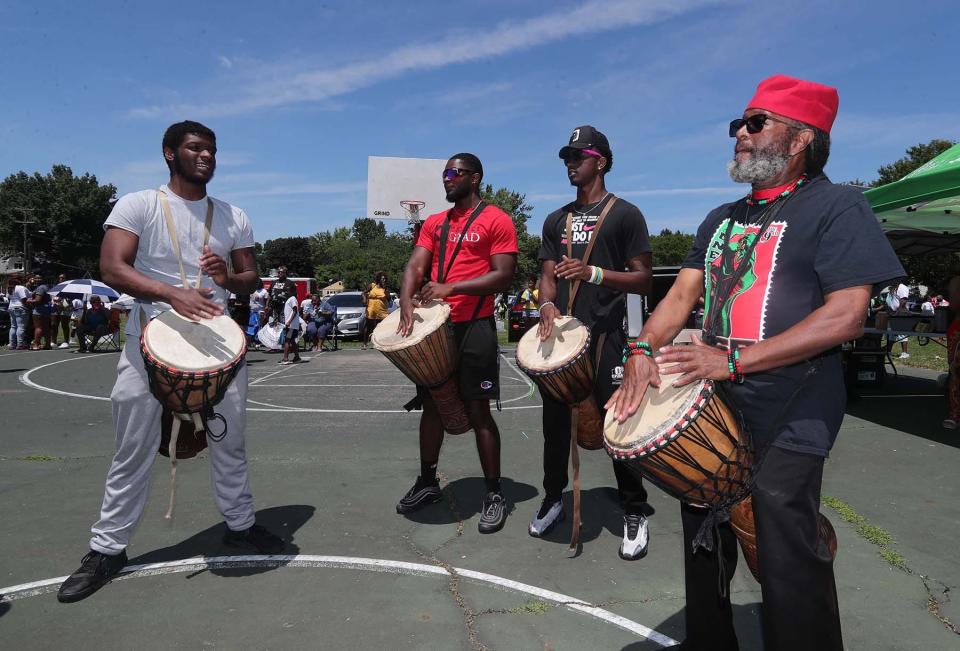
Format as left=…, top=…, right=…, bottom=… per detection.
left=20, top=354, right=544, bottom=412
left=0, top=554, right=676, bottom=647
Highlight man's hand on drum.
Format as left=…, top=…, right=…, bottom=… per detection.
left=397, top=297, right=421, bottom=338
left=170, top=286, right=222, bottom=321
left=657, top=333, right=729, bottom=387
left=554, top=255, right=589, bottom=281
left=538, top=302, right=560, bottom=341
left=199, top=245, right=230, bottom=287
left=605, top=354, right=662, bottom=423
left=418, top=281, right=454, bottom=302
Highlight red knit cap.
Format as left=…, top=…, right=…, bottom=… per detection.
left=746, top=74, right=839, bottom=133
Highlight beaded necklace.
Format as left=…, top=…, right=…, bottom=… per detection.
left=745, top=174, right=807, bottom=206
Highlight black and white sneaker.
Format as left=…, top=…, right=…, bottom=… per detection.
left=478, top=491, right=508, bottom=534
left=619, top=513, right=649, bottom=560
left=528, top=499, right=564, bottom=537
left=396, top=476, right=442, bottom=514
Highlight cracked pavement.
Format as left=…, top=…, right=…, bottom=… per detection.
left=0, top=347, right=957, bottom=649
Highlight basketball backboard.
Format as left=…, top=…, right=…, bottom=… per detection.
left=366, top=156, right=450, bottom=223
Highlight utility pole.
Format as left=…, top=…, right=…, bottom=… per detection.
left=13, top=208, right=38, bottom=274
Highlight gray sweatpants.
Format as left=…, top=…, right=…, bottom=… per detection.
left=90, top=341, right=256, bottom=554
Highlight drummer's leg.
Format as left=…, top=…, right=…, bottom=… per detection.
left=418, top=389, right=444, bottom=480
left=466, top=398, right=500, bottom=483
left=90, top=341, right=164, bottom=554
left=208, top=363, right=256, bottom=532
left=541, top=393, right=570, bottom=499
left=678, top=502, right=740, bottom=650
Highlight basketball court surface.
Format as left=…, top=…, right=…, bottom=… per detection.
left=0, top=345, right=957, bottom=649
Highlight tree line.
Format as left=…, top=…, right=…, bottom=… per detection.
left=1, top=139, right=955, bottom=291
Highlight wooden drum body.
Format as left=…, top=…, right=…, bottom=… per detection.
left=516, top=316, right=603, bottom=449
left=371, top=301, right=470, bottom=435
left=602, top=375, right=837, bottom=582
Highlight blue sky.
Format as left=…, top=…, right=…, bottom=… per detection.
left=2, top=0, right=958, bottom=242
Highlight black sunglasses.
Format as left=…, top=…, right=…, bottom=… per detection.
left=561, top=150, right=600, bottom=164
left=442, top=167, right=476, bottom=182
left=728, top=114, right=796, bottom=137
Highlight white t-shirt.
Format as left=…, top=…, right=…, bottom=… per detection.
left=71, top=298, right=84, bottom=319
left=103, top=185, right=255, bottom=336
left=8, top=285, right=28, bottom=308
left=284, top=295, right=302, bottom=330
left=249, top=288, right=269, bottom=313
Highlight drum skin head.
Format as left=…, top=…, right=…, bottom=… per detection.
left=516, top=316, right=589, bottom=372
left=142, top=310, right=245, bottom=371
left=372, top=300, right=450, bottom=351
left=603, top=372, right=707, bottom=453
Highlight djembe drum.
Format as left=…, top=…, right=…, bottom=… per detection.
left=515, top=316, right=603, bottom=449
left=603, top=372, right=837, bottom=581
left=141, top=309, right=247, bottom=517
left=372, top=300, right=470, bottom=435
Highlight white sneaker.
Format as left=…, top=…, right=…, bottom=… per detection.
left=58, top=342, right=70, bottom=349
left=528, top=499, right=564, bottom=537
left=898, top=353, right=910, bottom=359
left=943, top=419, right=958, bottom=430
left=619, top=513, right=649, bottom=560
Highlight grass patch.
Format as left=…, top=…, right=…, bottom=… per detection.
left=21, top=454, right=60, bottom=461
left=823, top=495, right=908, bottom=573
left=897, top=338, right=949, bottom=373
left=507, top=600, right=549, bottom=615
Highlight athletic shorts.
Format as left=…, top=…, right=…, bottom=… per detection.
left=418, top=316, right=499, bottom=402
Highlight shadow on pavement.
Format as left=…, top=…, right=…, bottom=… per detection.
left=128, top=504, right=314, bottom=578
left=401, top=476, right=538, bottom=524
left=847, top=374, right=960, bottom=449
left=623, top=602, right=763, bottom=650
left=0, top=602, right=10, bottom=618
left=0, top=368, right=27, bottom=373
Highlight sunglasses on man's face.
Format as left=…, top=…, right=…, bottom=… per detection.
left=442, top=167, right=476, bottom=182
left=728, top=114, right=796, bottom=137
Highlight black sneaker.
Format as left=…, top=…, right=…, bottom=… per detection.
left=222, top=523, right=285, bottom=555
left=396, top=476, right=442, bottom=514
left=478, top=491, right=508, bottom=534
left=57, top=549, right=128, bottom=603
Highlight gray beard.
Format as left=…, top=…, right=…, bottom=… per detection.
left=727, top=146, right=791, bottom=184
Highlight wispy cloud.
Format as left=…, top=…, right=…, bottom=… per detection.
left=127, top=0, right=722, bottom=119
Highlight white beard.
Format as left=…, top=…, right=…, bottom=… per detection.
left=727, top=143, right=791, bottom=184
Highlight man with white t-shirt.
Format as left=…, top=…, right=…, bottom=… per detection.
left=57, top=121, right=284, bottom=604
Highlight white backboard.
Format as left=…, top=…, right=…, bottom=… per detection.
left=366, top=156, right=450, bottom=222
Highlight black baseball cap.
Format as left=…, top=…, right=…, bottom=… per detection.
left=559, top=125, right=612, bottom=159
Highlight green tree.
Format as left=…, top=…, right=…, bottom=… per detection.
left=649, top=229, right=695, bottom=266
left=481, top=183, right=540, bottom=290
left=261, top=236, right=314, bottom=277
left=351, top=217, right=387, bottom=248
left=872, top=139, right=955, bottom=187
left=0, top=165, right=117, bottom=276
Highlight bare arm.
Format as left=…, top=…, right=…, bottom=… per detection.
left=397, top=246, right=433, bottom=336
left=100, top=226, right=222, bottom=321
left=554, top=252, right=653, bottom=295
left=606, top=267, right=704, bottom=421
left=418, top=253, right=517, bottom=302
left=220, top=247, right=259, bottom=295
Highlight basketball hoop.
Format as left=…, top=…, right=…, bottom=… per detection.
left=400, top=200, right=426, bottom=225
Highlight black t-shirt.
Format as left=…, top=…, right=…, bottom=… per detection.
left=269, top=279, right=296, bottom=310
left=682, top=175, right=904, bottom=456
left=539, top=195, right=651, bottom=333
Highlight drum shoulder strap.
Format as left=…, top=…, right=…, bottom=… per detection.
left=157, top=188, right=215, bottom=291
left=565, top=195, right=618, bottom=314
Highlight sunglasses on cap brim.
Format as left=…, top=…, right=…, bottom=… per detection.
left=560, top=149, right=602, bottom=163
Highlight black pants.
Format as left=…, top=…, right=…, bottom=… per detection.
left=679, top=446, right=842, bottom=651
left=540, top=328, right=647, bottom=511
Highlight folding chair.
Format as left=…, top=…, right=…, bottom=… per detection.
left=90, top=310, right=122, bottom=351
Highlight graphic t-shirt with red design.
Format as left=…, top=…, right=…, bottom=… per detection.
left=682, top=175, right=904, bottom=456
left=415, top=204, right=518, bottom=323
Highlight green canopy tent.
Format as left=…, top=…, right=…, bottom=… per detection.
left=865, top=143, right=960, bottom=255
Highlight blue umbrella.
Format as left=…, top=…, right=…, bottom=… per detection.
left=49, top=278, right=120, bottom=301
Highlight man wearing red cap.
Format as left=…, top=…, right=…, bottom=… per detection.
left=607, top=75, right=904, bottom=649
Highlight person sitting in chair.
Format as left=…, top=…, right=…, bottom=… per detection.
left=77, top=296, right=109, bottom=353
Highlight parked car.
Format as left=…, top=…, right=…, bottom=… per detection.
left=507, top=290, right=539, bottom=342
left=320, top=291, right=367, bottom=340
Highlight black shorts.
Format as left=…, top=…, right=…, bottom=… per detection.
left=418, top=316, right=500, bottom=402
